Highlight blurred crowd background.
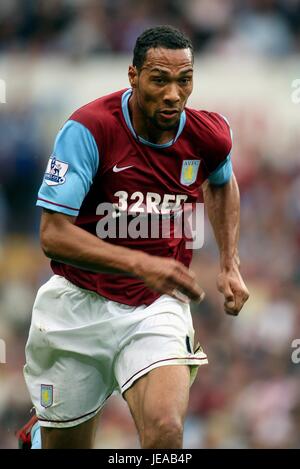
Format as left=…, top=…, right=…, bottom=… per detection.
left=1, top=0, right=300, bottom=56
left=0, top=0, right=300, bottom=449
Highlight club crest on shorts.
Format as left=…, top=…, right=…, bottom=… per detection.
left=44, top=156, right=68, bottom=186
left=180, top=160, right=200, bottom=186
left=41, top=384, right=53, bottom=408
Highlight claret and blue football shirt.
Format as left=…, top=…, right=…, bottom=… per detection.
left=37, top=88, right=233, bottom=306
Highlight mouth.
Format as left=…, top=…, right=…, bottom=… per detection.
left=158, top=109, right=180, bottom=120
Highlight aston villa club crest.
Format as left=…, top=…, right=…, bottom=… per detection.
left=41, top=384, right=53, bottom=408
left=180, top=160, right=201, bottom=186
left=44, top=156, right=69, bottom=186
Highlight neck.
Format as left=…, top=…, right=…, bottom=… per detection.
left=128, top=93, right=178, bottom=145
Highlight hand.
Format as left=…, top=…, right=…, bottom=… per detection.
left=135, top=254, right=205, bottom=304
left=217, top=265, right=249, bottom=316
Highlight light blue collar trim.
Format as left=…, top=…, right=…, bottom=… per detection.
left=121, top=88, right=186, bottom=148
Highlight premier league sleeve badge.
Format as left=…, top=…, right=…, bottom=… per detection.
left=44, top=156, right=69, bottom=186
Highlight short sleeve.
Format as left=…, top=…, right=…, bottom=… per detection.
left=36, top=120, right=99, bottom=216
left=204, top=112, right=233, bottom=186
left=208, top=153, right=232, bottom=186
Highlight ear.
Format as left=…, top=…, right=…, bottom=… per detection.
left=128, top=65, right=138, bottom=88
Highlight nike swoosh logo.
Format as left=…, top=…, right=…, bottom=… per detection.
left=113, top=164, right=134, bottom=173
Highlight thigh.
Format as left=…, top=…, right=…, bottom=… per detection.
left=41, top=413, right=99, bottom=449
left=124, top=365, right=190, bottom=441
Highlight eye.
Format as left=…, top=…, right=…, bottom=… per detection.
left=152, top=77, right=166, bottom=85
left=179, top=77, right=192, bottom=85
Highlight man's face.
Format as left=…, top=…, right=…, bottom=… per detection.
left=129, top=47, right=194, bottom=131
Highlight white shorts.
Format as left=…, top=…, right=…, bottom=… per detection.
left=24, top=275, right=208, bottom=428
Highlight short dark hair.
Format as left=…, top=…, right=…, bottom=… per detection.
left=133, top=25, right=193, bottom=70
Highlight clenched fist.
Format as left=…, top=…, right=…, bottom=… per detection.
left=217, top=265, right=249, bottom=315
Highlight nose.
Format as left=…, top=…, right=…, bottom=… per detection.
left=163, top=83, right=180, bottom=105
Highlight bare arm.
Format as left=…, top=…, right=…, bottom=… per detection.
left=40, top=209, right=204, bottom=303
left=202, top=174, right=249, bottom=315
left=41, top=209, right=142, bottom=275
